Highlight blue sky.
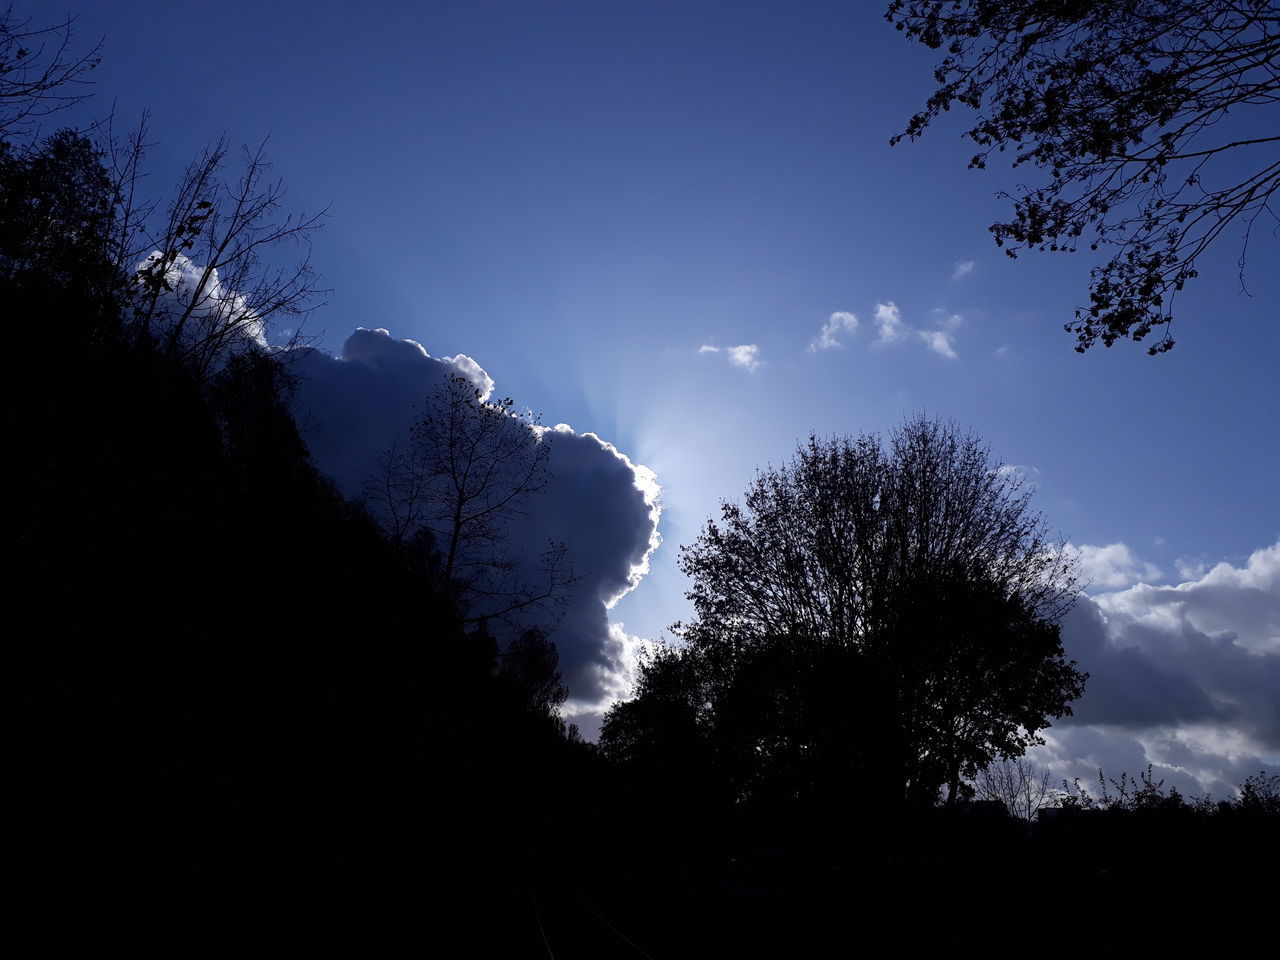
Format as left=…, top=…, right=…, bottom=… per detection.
left=47, top=1, right=1278, bottom=784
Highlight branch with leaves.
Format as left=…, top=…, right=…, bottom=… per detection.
left=888, top=0, right=1280, bottom=353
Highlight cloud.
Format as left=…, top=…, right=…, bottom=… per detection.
left=699, top=343, right=763, bottom=373
left=869, top=302, right=960, bottom=358
left=1066, top=542, right=1164, bottom=590
left=873, top=301, right=907, bottom=344
left=1034, top=541, right=1280, bottom=797
left=809, top=311, right=859, bottom=352
left=996, top=463, right=1041, bottom=485
left=289, top=327, right=662, bottom=708
left=918, top=328, right=957, bottom=360
left=1176, top=556, right=1209, bottom=580
left=952, top=259, right=975, bottom=280
left=1095, top=542, right=1280, bottom=655
left=288, top=328, right=491, bottom=493
left=137, top=251, right=265, bottom=358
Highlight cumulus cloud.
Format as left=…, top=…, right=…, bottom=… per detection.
left=1035, top=541, right=1280, bottom=797
left=952, top=259, right=975, bottom=280
left=1066, top=542, right=1164, bottom=590
left=699, top=343, right=763, bottom=373
left=289, top=328, right=492, bottom=493
left=809, top=311, right=859, bottom=351
left=290, top=328, right=662, bottom=708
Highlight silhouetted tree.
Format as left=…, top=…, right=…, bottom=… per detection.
left=367, top=374, right=575, bottom=626
left=601, top=644, right=707, bottom=766
left=497, top=626, right=568, bottom=720
left=668, top=415, right=1086, bottom=807
left=974, top=756, right=1057, bottom=821
left=1238, top=770, right=1280, bottom=815
left=887, top=1, right=1280, bottom=354
left=125, top=132, right=325, bottom=377
left=0, top=6, right=101, bottom=142
left=1, top=19, right=603, bottom=949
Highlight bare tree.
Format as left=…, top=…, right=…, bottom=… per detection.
left=367, top=375, right=575, bottom=626
left=0, top=6, right=102, bottom=142
left=126, top=134, right=325, bottom=378
left=0, top=8, right=323, bottom=379
left=974, top=756, right=1058, bottom=821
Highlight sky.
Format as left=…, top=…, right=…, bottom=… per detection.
left=43, top=0, right=1279, bottom=792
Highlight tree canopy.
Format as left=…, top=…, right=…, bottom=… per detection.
left=607, top=416, right=1087, bottom=809
left=887, top=0, right=1280, bottom=354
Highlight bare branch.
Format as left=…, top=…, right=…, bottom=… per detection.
left=0, top=6, right=103, bottom=141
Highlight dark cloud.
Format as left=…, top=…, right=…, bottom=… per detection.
left=289, top=328, right=660, bottom=707
left=512, top=426, right=660, bottom=703
left=1059, top=600, right=1223, bottom=728
left=289, top=328, right=492, bottom=494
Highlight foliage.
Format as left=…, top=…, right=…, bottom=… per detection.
left=1058, top=764, right=1205, bottom=813
left=887, top=0, right=1280, bottom=354
left=1238, top=770, right=1280, bottom=814
left=497, top=626, right=569, bottom=720
left=620, top=415, right=1086, bottom=810
left=600, top=643, right=708, bottom=764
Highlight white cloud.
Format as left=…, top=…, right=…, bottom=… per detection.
left=918, top=328, right=957, bottom=360
left=726, top=344, right=762, bottom=372
left=952, top=259, right=975, bottom=280
left=1066, top=542, right=1164, bottom=590
left=809, top=310, right=859, bottom=352
left=1096, top=542, right=1280, bottom=655
left=699, top=343, right=763, bottom=373
left=1176, top=556, right=1209, bottom=580
left=137, top=251, right=264, bottom=357
left=996, top=463, right=1041, bottom=486
left=868, top=302, right=961, bottom=359
left=873, top=301, right=907, bottom=344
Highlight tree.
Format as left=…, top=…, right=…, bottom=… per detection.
left=366, top=374, right=574, bottom=626
left=973, top=756, right=1058, bottom=821
left=0, top=6, right=101, bottom=143
left=0, top=7, right=323, bottom=380
left=124, top=131, right=325, bottom=378
left=886, top=1, right=1280, bottom=354
left=496, top=627, right=568, bottom=720
left=0, top=127, right=116, bottom=293
left=669, top=415, right=1086, bottom=807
